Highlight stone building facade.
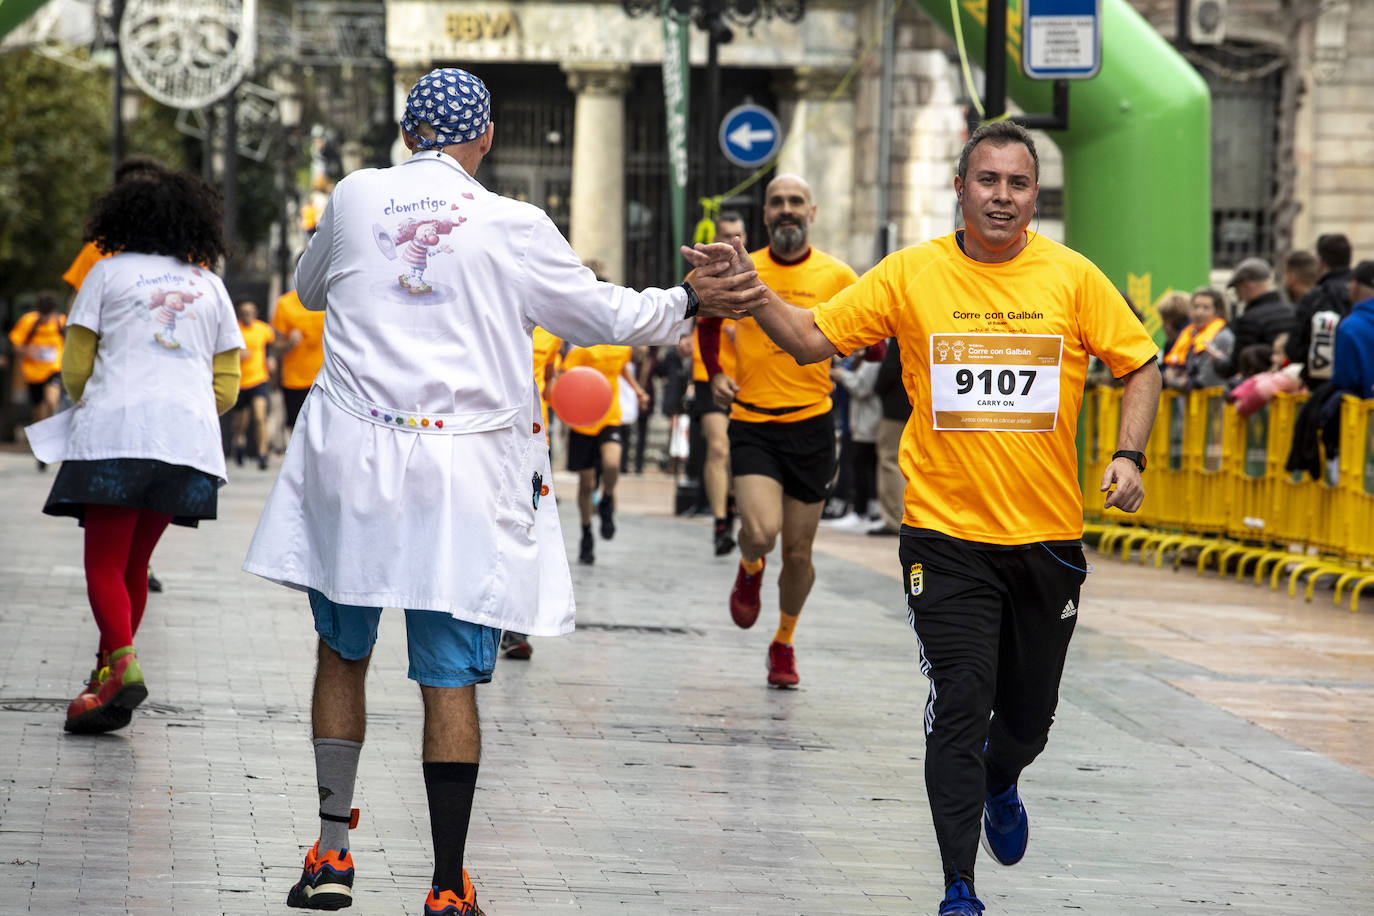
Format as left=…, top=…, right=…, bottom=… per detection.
left=384, top=0, right=1374, bottom=282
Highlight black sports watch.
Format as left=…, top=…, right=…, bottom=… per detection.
left=1112, top=449, right=1146, bottom=472
left=680, top=280, right=700, bottom=319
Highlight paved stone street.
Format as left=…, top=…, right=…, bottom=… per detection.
left=2, top=450, right=1372, bottom=915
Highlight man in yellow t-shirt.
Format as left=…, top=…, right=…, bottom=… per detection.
left=698, top=175, right=859, bottom=690
left=270, top=289, right=326, bottom=430
left=231, top=301, right=277, bottom=469
left=689, top=122, right=1161, bottom=916
left=9, top=292, right=67, bottom=433
left=691, top=212, right=744, bottom=556
left=561, top=344, right=648, bottom=566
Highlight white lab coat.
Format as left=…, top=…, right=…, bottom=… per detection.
left=243, top=151, right=691, bottom=636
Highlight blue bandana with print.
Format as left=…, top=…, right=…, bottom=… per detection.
left=401, top=68, right=491, bottom=150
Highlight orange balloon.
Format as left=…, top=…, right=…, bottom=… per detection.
left=549, top=366, right=613, bottom=428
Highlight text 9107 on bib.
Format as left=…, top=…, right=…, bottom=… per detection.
left=929, top=333, right=1063, bottom=432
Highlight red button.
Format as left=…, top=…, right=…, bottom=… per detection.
left=533, top=423, right=542, bottom=434
left=540, top=485, right=550, bottom=496
left=435, top=420, right=443, bottom=429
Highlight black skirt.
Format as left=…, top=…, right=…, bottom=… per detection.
left=44, top=458, right=220, bottom=528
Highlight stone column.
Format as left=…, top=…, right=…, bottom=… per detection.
left=773, top=66, right=859, bottom=269
left=563, top=63, right=633, bottom=284
left=391, top=64, right=431, bottom=165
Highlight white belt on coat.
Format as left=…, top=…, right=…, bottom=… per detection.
left=315, top=374, right=521, bottom=435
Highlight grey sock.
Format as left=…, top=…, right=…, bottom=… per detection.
left=314, top=738, right=363, bottom=852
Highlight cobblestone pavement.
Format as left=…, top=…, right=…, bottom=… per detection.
left=1, top=451, right=1372, bottom=915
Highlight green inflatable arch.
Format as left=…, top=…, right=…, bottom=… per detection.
left=914, top=0, right=1212, bottom=336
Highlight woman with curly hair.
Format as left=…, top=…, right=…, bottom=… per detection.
left=26, top=169, right=244, bottom=734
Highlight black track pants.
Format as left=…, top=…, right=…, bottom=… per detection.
left=899, top=534, right=1085, bottom=888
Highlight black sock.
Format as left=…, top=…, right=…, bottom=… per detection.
left=714, top=516, right=727, bottom=534
left=424, top=761, right=479, bottom=892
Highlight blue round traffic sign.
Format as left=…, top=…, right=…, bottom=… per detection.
left=719, top=104, right=782, bottom=168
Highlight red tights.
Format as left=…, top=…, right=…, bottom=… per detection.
left=83, top=505, right=173, bottom=653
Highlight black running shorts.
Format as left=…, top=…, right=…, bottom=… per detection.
left=728, top=410, right=835, bottom=504
left=567, top=426, right=623, bottom=472
left=693, top=379, right=727, bottom=417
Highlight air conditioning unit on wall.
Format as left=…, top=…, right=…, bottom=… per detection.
left=1189, top=0, right=1228, bottom=45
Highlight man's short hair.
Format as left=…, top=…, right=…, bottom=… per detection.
left=1284, top=250, right=1319, bottom=287
left=1227, top=257, right=1272, bottom=288
left=718, top=209, right=745, bottom=226
left=955, top=121, right=1039, bottom=183
left=1352, top=259, right=1374, bottom=289
left=1316, top=233, right=1352, bottom=270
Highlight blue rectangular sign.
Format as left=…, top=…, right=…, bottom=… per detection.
left=1022, top=0, right=1102, bottom=80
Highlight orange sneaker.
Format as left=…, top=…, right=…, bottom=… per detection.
left=286, top=840, right=355, bottom=910
left=424, top=869, right=486, bottom=915
left=729, top=558, right=765, bottom=628
left=65, top=646, right=146, bottom=734
left=766, top=640, right=800, bottom=688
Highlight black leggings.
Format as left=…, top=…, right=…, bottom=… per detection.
left=899, top=534, right=1086, bottom=888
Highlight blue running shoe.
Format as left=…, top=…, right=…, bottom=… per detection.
left=981, top=783, right=1029, bottom=866
left=938, top=878, right=985, bottom=915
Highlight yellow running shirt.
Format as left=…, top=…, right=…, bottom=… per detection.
left=731, top=246, right=858, bottom=423
left=532, top=326, right=563, bottom=431
left=62, top=242, right=107, bottom=291
left=562, top=344, right=631, bottom=436
left=813, top=232, right=1157, bottom=545
left=271, top=291, right=326, bottom=390
left=238, top=319, right=276, bottom=389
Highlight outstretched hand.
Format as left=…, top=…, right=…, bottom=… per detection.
left=681, top=237, right=767, bottom=319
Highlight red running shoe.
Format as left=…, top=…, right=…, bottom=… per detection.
left=729, top=558, right=765, bottom=628
left=286, top=840, right=354, bottom=910
left=424, top=870, right=486, bottom=915
left=767, top=640, right=800, bottom=688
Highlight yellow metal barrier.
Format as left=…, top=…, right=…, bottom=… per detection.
left=1080, top=387, right=1374, bottom=611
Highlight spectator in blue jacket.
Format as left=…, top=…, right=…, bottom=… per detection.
left=1331, top=260, right=1374, bottom=399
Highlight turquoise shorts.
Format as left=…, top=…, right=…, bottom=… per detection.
left=307, top=589, right=499, bottom=688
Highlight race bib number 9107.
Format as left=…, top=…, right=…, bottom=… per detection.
left=930, top=333, right=1063, bottom=431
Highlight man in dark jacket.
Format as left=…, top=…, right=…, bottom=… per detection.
left=1219, top=257, right=1294, bottom=377
left=1285, top=233, right=1353, bottom=385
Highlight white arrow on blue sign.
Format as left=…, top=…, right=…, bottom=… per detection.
left=719, top=103, right=782, bottom=168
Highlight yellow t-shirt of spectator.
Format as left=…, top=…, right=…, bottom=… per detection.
left=238, top=319, right=276, bottom=389
left=562, top=344, right=630, bottom=436
left=813, top=232, right=1158, bottom=545
left=8, top=312, right=67, bottom=384
left=732, top=246, right=859, bottom=423
left=271, top=291, right=325, bottom=390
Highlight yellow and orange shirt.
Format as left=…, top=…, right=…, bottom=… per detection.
left=271, top=291, right=326, bottom=390
left=238, top=319, right=276, bottom=389
left=8, top=311, right=66, bottom=383
left=728, top=246, right=858, bottom=423
left=814, top=232, right=1157, bottom=545
left=62, top=241, right=108, bottom=291
left=532, top=326, right=563, bottom=431
left=561, top=344, right=631, bottom=436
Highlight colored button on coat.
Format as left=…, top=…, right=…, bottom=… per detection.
left=408, top=418, right=417, bottom=426
left=435, top=420, right=443, bottom=428
left=533, top=423, right=542, bottom=434
left=371, top=409, right=379, bottom=417
left=383, top=414, right=392, bottom=422
left=421, top=418, right=430, bottom=427
left=540, top=485, right=550, bottom=496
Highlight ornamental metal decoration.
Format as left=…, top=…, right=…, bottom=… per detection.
left=173, top=81, right=280, bottom=161
left=119, top=0, right=256, bottom=110
left=621, top=0, right=804, bottom=29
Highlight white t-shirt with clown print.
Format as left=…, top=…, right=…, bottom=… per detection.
left=60, top=252, right=243, bottom=481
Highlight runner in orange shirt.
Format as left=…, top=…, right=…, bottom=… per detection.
left=9, top=292, right=67, bottom=438
left=562, top=344, right=648, bottom=565
left=271, top=289, right=325, bottom=431
left=693, top=212, right=744, bottom=555
left=698, top=175, right=858, bottom=688
left=231, top=301, right=276, bottom=469
left=687, top=122, right=1161, bottom=916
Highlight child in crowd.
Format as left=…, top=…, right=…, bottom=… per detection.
left=27, top=170, right=243, bottom=734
